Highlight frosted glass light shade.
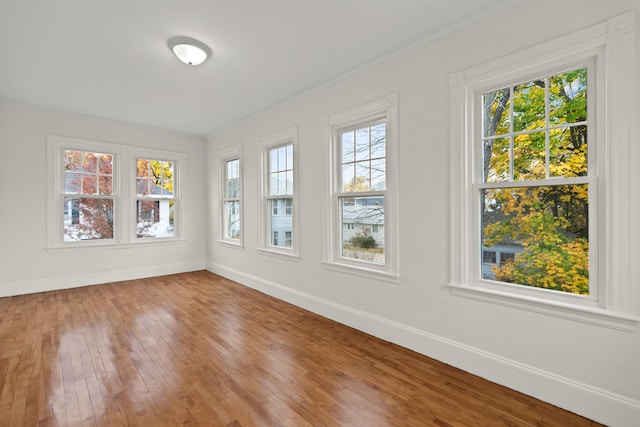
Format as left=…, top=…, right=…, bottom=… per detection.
left=168, top=37, right=211, bottom=66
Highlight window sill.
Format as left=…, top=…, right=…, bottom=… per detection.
left=447, top=283, right=639, bottom=332
left=322, top=260, right=399, bottom=284
left=46, top=238, right=186, bottom=253
left=256, top=247, right=300, bottom=262
left=216, top=239, right=244, bottom=250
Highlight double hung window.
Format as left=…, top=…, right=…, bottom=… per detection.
left=481, top=66, right=591, bottom=295
left=258, top=127, right=298, bottom=258
left=136, top=159, right=175, bottom=239
left=338, top=122, right=386, bottom=265
left=323, top=95, right=399, bottom=282
left=63, top=150, right=115, bottom=242
left=448, top=13, right=638, bottom=329
left=218, top=146, right=243, bottom=246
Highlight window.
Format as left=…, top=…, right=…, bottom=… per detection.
left=218, top=146, right=243, bottom=247
left=481, top=67, right=591, bottom=295
left=267, top=143, right=293, bottom=249
left=63, top=150, right=115, bottom=242
left=339, top=122, right=386, bottom=264
left=136, top=159, right=175, bottom=239
left=500, top=252, right=515, bottom=266
left=47, top=135, right=184, bottom=248
left=258, top=127, right=298, bottom=258
left=323, top=94, right=399, bottom=282
left=483, top=251, right=497, bottom=264
left=224, top=158, right=241, bottom=240
left=449, top=13, right=638, bottom=330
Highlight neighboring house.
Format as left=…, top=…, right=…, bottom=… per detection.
left=481, top=243, right=524, bottom=280
left=271, top=199, right=292, bottom=247
left=137, top=183, right=174, bottom=238
left=341, top=197, right=385, bottom=248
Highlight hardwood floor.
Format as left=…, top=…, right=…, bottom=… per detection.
left=0, top=271, right=601, bottom=426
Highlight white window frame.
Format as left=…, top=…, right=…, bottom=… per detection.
left=47, top=135, right=185, bottom=249
left=257, top=126, right=299, bottom=260
left=448, top=13, right=638, bottom=331
left=322, top=94, right=399, bottom=283
left=217, top=145, right=243, bottom=248
left=133, top=154, right=178, bottom=241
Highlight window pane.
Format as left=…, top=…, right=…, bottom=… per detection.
left=98, top=176, right=112, bottom=195
left=550, top=126, right=587, bottom=178
left=285, top=170, right=293, bottom=195
left=64, top=150, right=82, bottom=172
left=137, top=178, right=148, bottom=196
left=355, top=127, right=370, bottom=161
left=550, top=68, right=587, bottom=126
left=64, top=198, right=114, bottom=241
left=98, top=154, right=113, bottom=175
left=483, top=137, right=510, bottom=183
left=269, top=173, right=278, bottom=196
left=82, top=174, right=97, bottom=195
left=355, top=161, right=371, bottom=191
left=82, top=152, right=98, bottom=173
left=65, top=173, right=81, bottom=194
left=137, top=200, right=175, bottom=238
left=514, top=132, right=545, bottom=180
left=150, top=182, right=162, bottom=195
left=341, top=130, right=354, bottom=163
left=482, top=88, right=511, bottom=138
left=137, top=159, right=149, bottom=178
left=278, top=146, right=287, bottom=172
left=270, top=198, right=292, bottom=247
left=341, top=196, right=384, bottom=264
left=286, top=144, right=293, bottom=171
left=227, top=159, right=239, bottom=180
left=227, top=177, right=239, bottom=198
left=371, top=158, right=386, bottom=190
left=342, top=163, right=355, bottom=192
left=277, top=171, right=287, bottom=195
left=513, top=80, right=545, bottom=133
left=482, top=184, right=589, bottom=295
left=370, top=123, right=386, bottom=158
left=269, top=149, right=278, bottom=174
left=225, top=200, right=240, bottom=239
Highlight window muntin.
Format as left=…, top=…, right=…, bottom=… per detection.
left=136, top=159, right=175, bottom=239
left=63, top=150, right=115, bottom=241
left=479, top=67, right=592, bottom=295
left=267, top=143, right=293, bottom=249
left=338, top=122, right=386, bottom=264
left=223, top=158, right=241, bottom=240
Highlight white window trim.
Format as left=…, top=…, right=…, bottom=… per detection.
left=217, top=145, right=244, bottom=248
left=448, top=13, right=638, bottom=331
left=257, top=126, right=299, bottom=261
left=47, top=135, right=186, bottom=249
left=322, top=94, right=400, bottom=284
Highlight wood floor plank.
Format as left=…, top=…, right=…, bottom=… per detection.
left=0, top=271, right=603, bottom=426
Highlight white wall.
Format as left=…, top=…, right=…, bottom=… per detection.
left=206, top=1, right=640, bottom=425
left=0, top=101, right=207, bottom=295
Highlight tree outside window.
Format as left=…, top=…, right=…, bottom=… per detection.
left=63, top=150, right=114, bottom=241
left=481, top=67, right=589, bottom=295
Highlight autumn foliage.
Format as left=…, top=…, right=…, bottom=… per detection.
left=481, top=68, right=589, bottom=295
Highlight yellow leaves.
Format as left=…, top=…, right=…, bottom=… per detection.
left=493, top=239, right=589, bottom=295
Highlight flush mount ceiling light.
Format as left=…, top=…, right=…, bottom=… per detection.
left=168, top=36, right=211, bottom=66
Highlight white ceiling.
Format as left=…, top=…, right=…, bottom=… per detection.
left=0, top=0, right=511, bottom=136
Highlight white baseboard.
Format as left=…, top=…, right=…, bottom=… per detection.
left=207, top=261, right=640, bottom=427
left=0, top=261, right=206, bottom=297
